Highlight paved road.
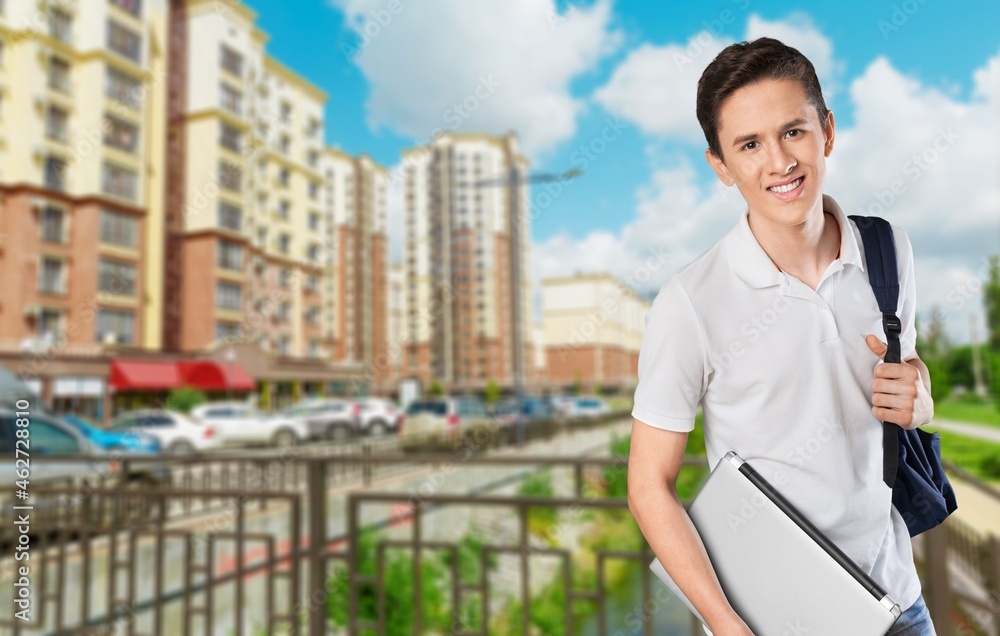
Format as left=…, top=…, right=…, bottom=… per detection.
left=930, top=418, right=1000, bottom=444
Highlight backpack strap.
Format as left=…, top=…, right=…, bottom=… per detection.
left=848, top=215, right=901, bottom=489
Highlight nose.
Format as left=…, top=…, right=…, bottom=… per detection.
left=765, top=144, right=797, bottom=176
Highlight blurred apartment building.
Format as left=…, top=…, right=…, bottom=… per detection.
left=0, top=0, right=391, bottom=417
left=400, top=132, right=537, bottom=393
left=541, top=273, right=648, bottom=391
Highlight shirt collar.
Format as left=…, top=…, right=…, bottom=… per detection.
left=724, top=193, right=864, bottom=289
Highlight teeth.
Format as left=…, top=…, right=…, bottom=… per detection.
left=769, top=177, right=803, bottom=193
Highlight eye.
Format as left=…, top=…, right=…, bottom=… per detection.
left=740, top=141, right=759, bottom=151
left=785, top=129, right=803, bottom=139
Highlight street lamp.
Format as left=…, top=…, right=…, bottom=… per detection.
left=466, top=166, right=582, bottom=445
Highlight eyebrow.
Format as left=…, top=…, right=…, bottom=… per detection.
left=730, top=118, right=811, bottom=148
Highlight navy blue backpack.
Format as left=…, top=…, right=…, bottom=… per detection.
left=849, top=215, right=958, bottom=537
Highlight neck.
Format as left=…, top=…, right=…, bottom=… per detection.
left=747, top=200, right=840, bottom=277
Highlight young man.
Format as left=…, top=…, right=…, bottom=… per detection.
left=627, top=38, right=936, bottom=636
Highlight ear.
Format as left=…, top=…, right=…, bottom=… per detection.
left=705, top=148, right=735, bottom=187
left=823, top=110, right=835, bottom=157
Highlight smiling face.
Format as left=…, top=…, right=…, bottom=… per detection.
left=705, top=78, right=835, bottom=229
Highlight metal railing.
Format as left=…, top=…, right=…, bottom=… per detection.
left=3, top=416, right=999, bottom=635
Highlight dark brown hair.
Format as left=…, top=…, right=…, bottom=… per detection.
left=696, top=37, right=829, bottom=159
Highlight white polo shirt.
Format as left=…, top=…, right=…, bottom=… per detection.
left=632, top=194, right=922, bottom=616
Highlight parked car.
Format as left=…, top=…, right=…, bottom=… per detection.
left=398, top=397, right=493, bottom=450
left=564, top=397, right=610, bottom=419
left=283, top=399, right=362, bottom=441
left=549, top=395, right=579, bottom=414
left=61, top=414, right=161, bottom=454
left=0, top=409, right=161, bottom=547
left=190, top=401, right=307, bottom=448
left=110, top=409, right=220, bottom=455
left=357, top=398, right=401, bottom=435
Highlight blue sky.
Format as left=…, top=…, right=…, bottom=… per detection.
left=243, top=0, right=1000, bottom=344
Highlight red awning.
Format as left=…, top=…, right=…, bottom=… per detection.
left=178, top=361, right=257, bottom=391
left=109, top=361, right=182, bottom=390
left=110, top=360, right=257, bottom=392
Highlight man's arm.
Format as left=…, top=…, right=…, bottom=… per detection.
left=628, top=419, right=752, bottom=634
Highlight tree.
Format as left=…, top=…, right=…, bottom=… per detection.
left=483, top=378, right=501, bottom=406
left=427, top=379, right=444, bottom=397
left=164, top=387, right=206, bottom=414
left=985, top=254, right=1000, bottom=352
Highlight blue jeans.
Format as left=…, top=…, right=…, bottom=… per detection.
left=886, top=595, right=937, bottom=636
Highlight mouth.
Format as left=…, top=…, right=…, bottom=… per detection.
left=767, top=175, right=805, bottom=200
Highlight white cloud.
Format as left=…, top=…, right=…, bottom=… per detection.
left=330, top=0, right=621, bottom=159
left=743, top=14, right=838, bottom=92
left=592, top=13, right=836, bottom=144
left=536, top=51, right=1000, bottom=345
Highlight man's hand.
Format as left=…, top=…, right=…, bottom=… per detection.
left=865, top=334, right=934, bottom=430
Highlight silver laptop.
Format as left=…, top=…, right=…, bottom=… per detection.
left=650, top=451, right=902, bottom=635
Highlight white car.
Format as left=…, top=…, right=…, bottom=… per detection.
left=564, top=397, right=610, bottom=419
left=110, top=409, right=220, bottom=455
left=358, top=398, right=401, bottom=436
left=190, top=402, right=306, bottom=448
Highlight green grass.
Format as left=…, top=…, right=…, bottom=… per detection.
left=933, top=398, right=1000, bottom=429
left=921, top=424, right=1000, bottom=484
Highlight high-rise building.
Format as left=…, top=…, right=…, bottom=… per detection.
left=169, top=0, right=331, bottom=357
left=542, top=273, right=648, bottom=391
left=401, top=132, right=534, bottom=392
left=321, top=149, right=389, bottom=388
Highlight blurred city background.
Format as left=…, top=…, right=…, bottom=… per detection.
left=0, top=0, right=998, bottom=634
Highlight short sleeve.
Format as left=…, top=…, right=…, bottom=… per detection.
left=894, top=227, right=917, bottom=360
left=631, top=276, right=709, bottom=432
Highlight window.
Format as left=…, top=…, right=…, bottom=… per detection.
left=279, top=102, right=292, bottom=122
left=45, top=105, right=68, bottom=142
left=219, top=122, right=242, bottom=152
left=277, top=200, right=289, bottom=219
left=277, top=303, right=290, bottom=321
left=278, top=336, right=290, bottom=355
left=103, top=114, right=138, bottom=153
left=308, top=212, right=320, bottom=231
left=256, top=227, right=267, bottom=246
left=308, top=181, right=319, bottom=199
left=216, top=322, right=241, bottom=341
left=220, top=83, right=242, bottom=115
left=278, top=168, right=290, bottom=187
left=217, top=161, right=242, bottom=192
left=306, top=119, right=320, bottom=138
left=102, top=162, right=137, bottom=200
left=218, top=202, right=242, bottom=231
left=109, top=0, right=142, bottom=18
left=50, top=9, right=72, bottom=43
left=100, top=209, right=137, bottom=246
left=41, top=206, right=65, bottom=243
left=219, top=45, right=243, bottom=77
left=98, top=258, right=136, bottom=296
left=39, top=257, right=64, bottom=294
left=105, top=67, right=141, bottom=108
left=96, top=309, right=134, bottom=345
left=307, top=151, right=319, bottom=169
left=107, top=20, right=141, bottom=62
left=279, top=268, right=291, bottom=286
left=277, top=234, right=290, bottom=254
left=278, top=135, right=290, bottom=154
left=216, top=281, right=241, bottom=310
left=23, top=418, right=80, bottom=455
left=44, top=156, right=67, bottom=191
left=306, top=307, right=319, bottom=325
left=307, top=244, right=320, bottom=261
left=217, top=240, right=242, bottom=270
left=48, top=56, right=70, bottom=92
left=37, top=309, right=61, bottom=338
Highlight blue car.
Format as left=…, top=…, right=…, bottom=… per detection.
left=60, top=414, right=162, bottom=454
